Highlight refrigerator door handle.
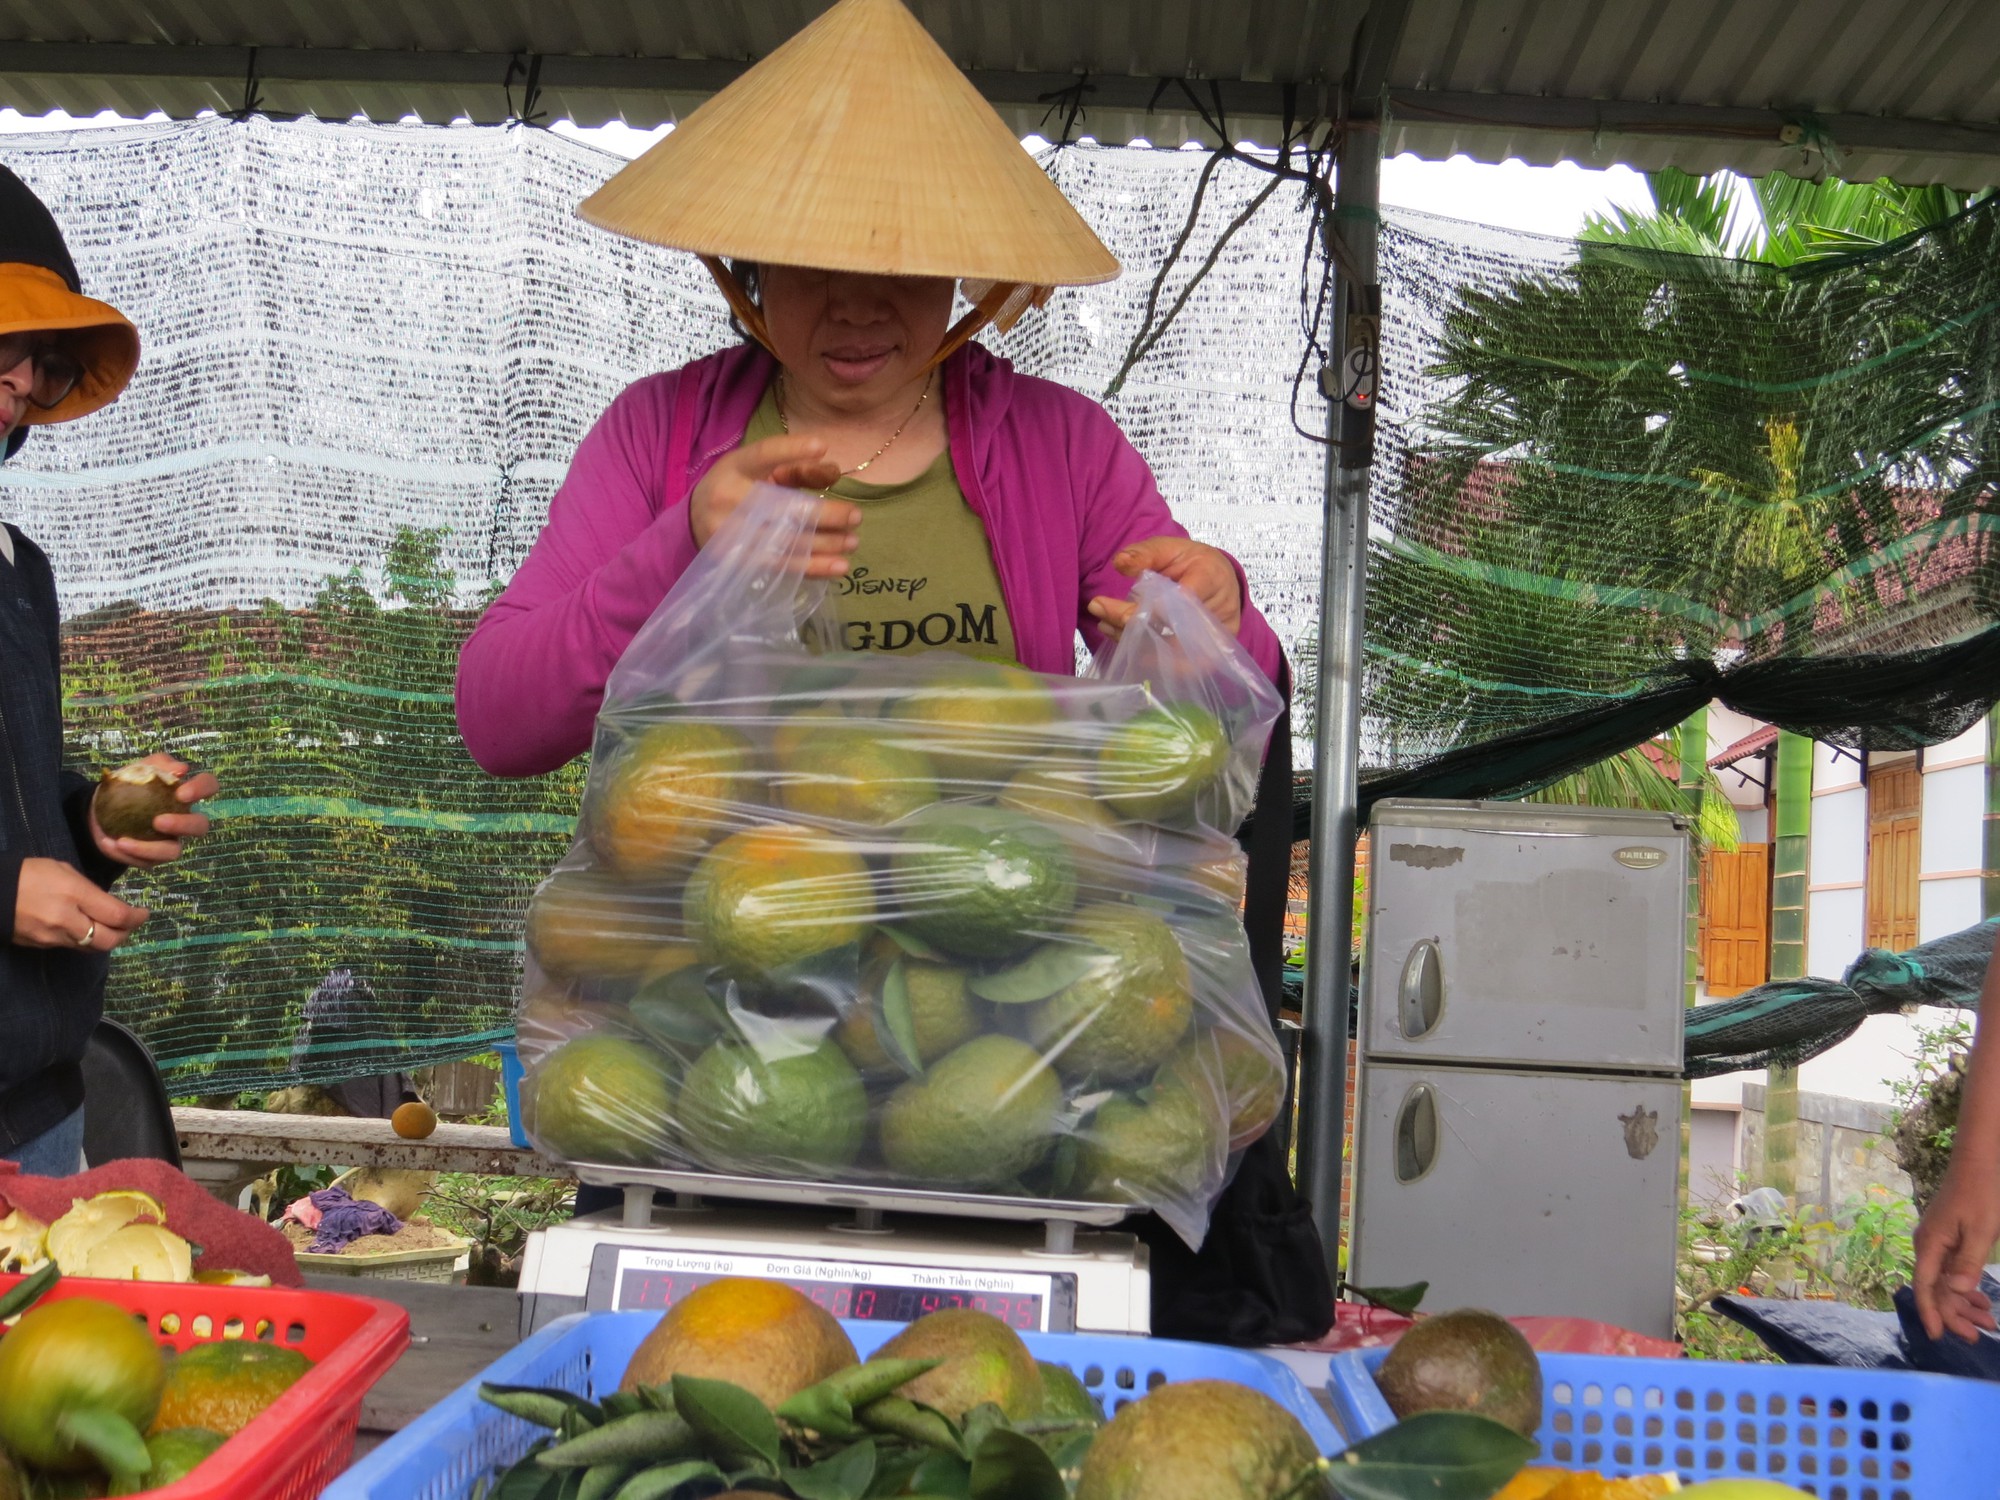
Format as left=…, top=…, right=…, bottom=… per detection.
left=1394, top=1081, right=1439, bottom=1183
left=1398, top=939, right=1444, bottom=1040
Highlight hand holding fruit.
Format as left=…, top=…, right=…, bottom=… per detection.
left=89, top=754, right=217, bottom=869
left=1088, top=535, right=1243, bottom=640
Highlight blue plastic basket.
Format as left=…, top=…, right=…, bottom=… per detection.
left=1328, top=1344, right=2000, bottom=1499
left=494, top=1040, right=527, bottom=1149
left=326, top=1311, right=1340, bottom=1500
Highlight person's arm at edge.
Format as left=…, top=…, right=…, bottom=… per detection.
left=1070, top=401, right=1284, bottom=684
left=1912, top=921, right=2000, bottom=1341
left=455, top=378, right=700, bottom=778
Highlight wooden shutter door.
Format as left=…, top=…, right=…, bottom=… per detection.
left=1703, top=844, right=1771, bottom=998
left=1867, top=762, right=1922, bottom=952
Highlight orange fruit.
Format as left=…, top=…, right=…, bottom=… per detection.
left=391, top=1101, right=439, bottom=1139
left=1498, top=1473, right=1680, bottom=1500
left=151, top=1341, right=313, bottom=1436
left=617, top=1277, right=857, bottom=1406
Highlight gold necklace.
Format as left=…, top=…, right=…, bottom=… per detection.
left=774, top=370, right=935, bottom=479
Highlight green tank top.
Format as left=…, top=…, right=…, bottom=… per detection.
left=743, top=386, right=1017, bottom=663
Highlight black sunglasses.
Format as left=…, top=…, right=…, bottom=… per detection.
left=0, top=332, right=87, bottom=410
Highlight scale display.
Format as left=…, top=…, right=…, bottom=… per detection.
left=606, top=1247, right=1064, bottom=1331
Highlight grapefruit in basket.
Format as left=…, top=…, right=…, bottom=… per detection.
left=0, top=1297, right=166, bottom=1473
left=151, top=1340, right=313, bottom=1437
left=618, top=1277, right=856, bottom=1406
left=1074, top=1378, right=1323, bottom=1500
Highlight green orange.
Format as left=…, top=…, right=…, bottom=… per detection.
left=0, top=1297, right=166, bottom=1473
left=592, top=721, right=758, bottom=877
left=686, top=825, right=877, bottom=981
left=1027, top=904, right=1193, bottom=1083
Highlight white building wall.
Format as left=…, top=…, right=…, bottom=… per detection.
left=1807, top=741, right=1866, bottom=978
left=1920, top=719, right=1988, bottom=942
left=1794, top=744, right=1901, bottom=1104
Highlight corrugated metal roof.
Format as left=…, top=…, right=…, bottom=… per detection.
left=3, top=0, right=2000, bottom=185
left=1711, top=724, right=1779, bottom=770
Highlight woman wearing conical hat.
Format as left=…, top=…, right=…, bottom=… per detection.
left=455, top=0, right=1327, bottom=1344
left=455, top=0, right=1284, bottom=775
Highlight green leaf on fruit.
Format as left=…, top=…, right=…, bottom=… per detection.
left=968, top=945, right=1105, bottom=1003
left=878, top=925, right=945, bottom=960
left=1342, top=1280, right=1429, bottom=1317
left=878, top=959, right=925, bottom=1077
left=670, top=1374, right=781, bottom=1472
left=55, top=1408, right=151, bottom=1484
left=1325, top=1411, right=1536, bottom=1500
left=605, top=1459, right=727, bottom=1499
left=783, top=1437, right=878, bottom=1500
left=967, top=1426, right=1066, bottom=1500
left=630, top=969, right=729, bottom=1048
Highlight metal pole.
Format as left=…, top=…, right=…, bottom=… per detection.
left=1295, top=118, right=1380, bottom=1279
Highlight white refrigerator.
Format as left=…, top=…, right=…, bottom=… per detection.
left=1347, top=799, right=1688, bottom=1338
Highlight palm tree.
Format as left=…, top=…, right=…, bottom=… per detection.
left=1363, top=168, right=1997, bottom=842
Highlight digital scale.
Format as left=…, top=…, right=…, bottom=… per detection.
left=517, top=1166, right=1153, bottom=1338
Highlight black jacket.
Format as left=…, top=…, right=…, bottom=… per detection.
left=0, top=523, right=119, bottom=1149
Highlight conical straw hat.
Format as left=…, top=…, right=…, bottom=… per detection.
left=577, top=0, right=1119, bottom=287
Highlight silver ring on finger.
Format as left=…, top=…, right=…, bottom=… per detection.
left=76, top=921, right=96, bottom=948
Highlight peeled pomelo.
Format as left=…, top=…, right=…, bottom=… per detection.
left=47, top=1194, right=166, bottom=1272
left=80, top=1223, right=194, bottom=1283
left=94, top=764, right=185, bottom=841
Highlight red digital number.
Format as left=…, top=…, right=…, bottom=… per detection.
left=830, top=1286, right=852, bottom=1317
left=855, top=1288, right=876, bottom=1318
left=919, top=1293, right=941, bottom=1314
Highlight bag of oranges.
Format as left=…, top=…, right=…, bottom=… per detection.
left=513, top=487, right=1284, bottom=1247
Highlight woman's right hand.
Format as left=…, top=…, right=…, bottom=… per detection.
left=11, top=857, right=149, bottom=951
left=687, top=434, right=859, bottom=577
left=1913, top=1154, right=2000, bottom=1341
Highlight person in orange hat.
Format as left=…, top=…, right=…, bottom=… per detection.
left=0, top=163, right=218, bottom=1175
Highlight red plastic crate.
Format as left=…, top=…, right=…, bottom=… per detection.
left=0, top=1270, right=409, bottom=1500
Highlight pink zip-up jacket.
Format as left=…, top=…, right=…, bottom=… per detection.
left=456, top=341, right=1283, bottom=777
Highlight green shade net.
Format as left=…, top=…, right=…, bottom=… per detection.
left=1334, top=193, right=2000, bottom=821
left=1683, top=919, right=1996, bottom=1078
left=3, top=119, right=1996, bottom=1092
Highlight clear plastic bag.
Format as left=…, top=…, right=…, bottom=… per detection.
left=514, top=486, right=1285, bottom=1247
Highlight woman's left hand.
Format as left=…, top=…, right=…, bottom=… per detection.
left=89, top=754, right=219, bottom=869
left=1087, top=535, right=1242, bottom=639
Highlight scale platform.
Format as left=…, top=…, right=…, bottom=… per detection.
left=519, top=1184, right=1152, bottom=1339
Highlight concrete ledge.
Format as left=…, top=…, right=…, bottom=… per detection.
left=171, top=1107, right=570, bottom=1179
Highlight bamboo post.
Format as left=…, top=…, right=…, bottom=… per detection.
left=1763, top=730, right=1812, bottom=1198
left=1985, top=705, right=1999, bottom=920
left=1676, top=709, right=1707, bottom=1211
